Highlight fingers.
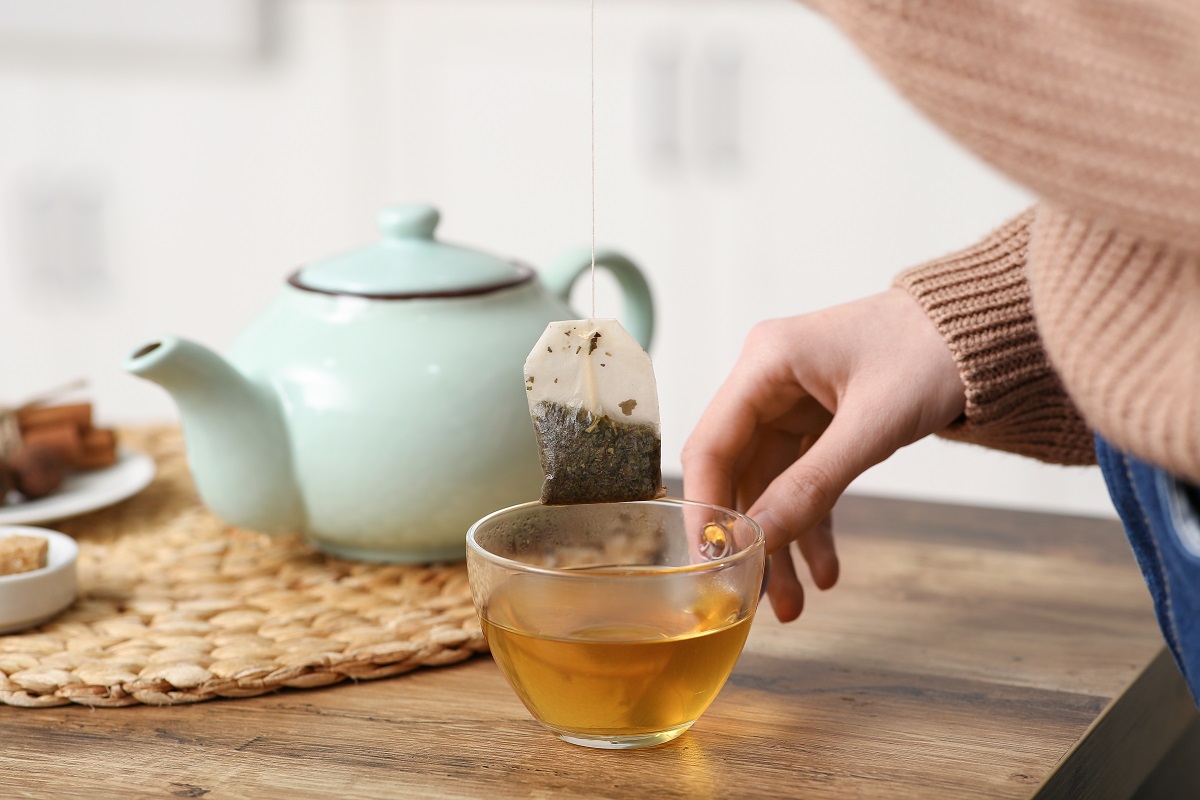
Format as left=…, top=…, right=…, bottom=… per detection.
left=683, top=352, right=826, bottom=511
left=733, top=398, right=832, bottom=514
left=681, top=323, right=843, bottom=610
left=728, top=420, right=840, bottom=589
left=682, top=373, right=801, bottom=511
left=765, top=546, right=805, bottom=622
left=747, top=402, right=895, bottom=589
left=801, top=514, right=838, bottom=590
left=681, top=385, right=754, bottom=510
left=681, top=448, right=737, bottom=511
left=734, top=430, right=804, bottom=514
left=683, top=292, right=971, bottom=626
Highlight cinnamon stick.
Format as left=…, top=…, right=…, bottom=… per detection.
left=77, top=427, right=118, bottom=469
left=17, top=403, right=92, bottom=433
left=21, top=423, right=84, bottom=466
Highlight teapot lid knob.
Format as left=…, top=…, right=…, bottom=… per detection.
left=289, top=202, right=533, bottom=298
left=379, top=204, right=440, bottom=240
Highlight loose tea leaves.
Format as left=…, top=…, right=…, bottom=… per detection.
left=525, top=320, right=664, bottom=505
left=530, top=401, right=662, bottom=505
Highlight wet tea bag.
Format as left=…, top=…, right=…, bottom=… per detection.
left=525, top=319, right=663, bottom=505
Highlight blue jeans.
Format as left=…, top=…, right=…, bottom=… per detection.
left=1096, top=435, right=1200, bottom=706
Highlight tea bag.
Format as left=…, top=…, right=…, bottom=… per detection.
left=525, top=319, right=663, bottom=505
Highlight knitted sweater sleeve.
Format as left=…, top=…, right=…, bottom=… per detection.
left=801, top=0, right=1200, bottom=480
left=893, top=208, right=1096, bottom=465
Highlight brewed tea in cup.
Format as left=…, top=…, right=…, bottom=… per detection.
left=466, top=499, right=765, bottom=749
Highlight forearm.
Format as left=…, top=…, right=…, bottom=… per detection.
left=800, top=0, right=1200, bottom=479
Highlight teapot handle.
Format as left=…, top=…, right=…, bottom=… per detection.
left=540, top=247, right=655, bottom=350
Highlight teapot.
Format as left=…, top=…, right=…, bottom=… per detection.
left=125, top=204, right=654, bottom=562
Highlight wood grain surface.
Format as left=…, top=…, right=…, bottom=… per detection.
left=3, top=494, right=1196, bottom=800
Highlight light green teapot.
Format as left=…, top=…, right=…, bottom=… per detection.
left=125, top=204, right=654, bottom=562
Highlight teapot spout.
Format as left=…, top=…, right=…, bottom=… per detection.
left=125, top=335, right=306, bottom=535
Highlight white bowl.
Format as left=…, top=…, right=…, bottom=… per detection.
left=0, top=526, right=79, bottom=635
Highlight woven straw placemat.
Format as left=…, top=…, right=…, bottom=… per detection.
left=0, top=427, right=487, bottom=708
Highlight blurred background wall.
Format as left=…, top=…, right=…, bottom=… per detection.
left=0, top=0, right=1116, bottom=517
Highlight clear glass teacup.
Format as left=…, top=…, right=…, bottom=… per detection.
left=466, top=498, right=765, bottom=749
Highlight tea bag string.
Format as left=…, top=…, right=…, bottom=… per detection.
left=0, top=378, right=88, bottom=458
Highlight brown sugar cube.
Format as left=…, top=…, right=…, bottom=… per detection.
left=0, top=534, right=49, bottom=576
left=16, top=403, right=92, bottom=434
left=76, top=427, right=118, bottom=470
left=20, top=423, right=83, bottom=467
left=9, top=442, right=68, bottom=499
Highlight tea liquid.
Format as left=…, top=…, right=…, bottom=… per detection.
left=482, top=575, right=751, bottom=738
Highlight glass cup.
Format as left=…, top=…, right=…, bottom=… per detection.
left=466, top=499, right=765, bottom=750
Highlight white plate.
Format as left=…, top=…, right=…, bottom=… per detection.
left=0, top=449, right=156, bottom=525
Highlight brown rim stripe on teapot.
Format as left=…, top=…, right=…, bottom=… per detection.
left=286, top=263, right=537, bottom=300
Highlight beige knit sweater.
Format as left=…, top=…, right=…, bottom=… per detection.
left=803, top=0, right=1200, bottom=484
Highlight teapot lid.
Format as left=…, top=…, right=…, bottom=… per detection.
left=288, top=204, right=534, bottom=299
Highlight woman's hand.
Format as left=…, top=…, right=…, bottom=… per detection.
left=682, top=288, right=967, bottom=621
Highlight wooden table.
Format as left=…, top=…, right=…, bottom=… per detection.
left=3, top=494, right=1196, bottom=799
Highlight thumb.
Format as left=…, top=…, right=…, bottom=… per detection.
left=747, top=403, right=897, bottom=589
